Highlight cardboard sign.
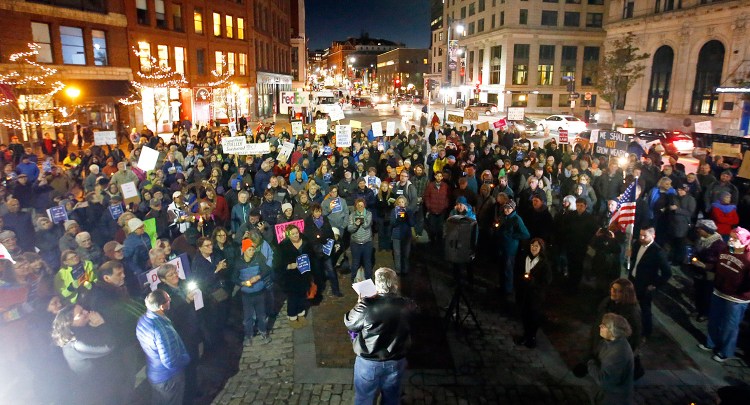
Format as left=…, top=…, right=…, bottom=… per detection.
left=737, top=151, right=750, bottom=179
left=476, top=122, right=490, bottom=131
left=507, top=107, right=525, bottom=121
left=137, top=146, right=160, bottom=171
left=93, top=131, right=117, bottom=145
left=386, top=121, right=396, bottom=137
left=221, top=136, right=247, bottom=154
left=336, top=125, right=352, bottom=147
left=120, top=181, right=140, bottom=204
left=694, top=120, right=713, bottom=134
left=559, top=129, right=569, bottom=144
left=296, top=254, right=311, bottom=274
left=291, top=120, right=303, bottom=135
left=447, top=114, right=464, bottom=124
left=241, top=142, right=271, bottom=155
left=372, top=121, right=383, bottom=137
left=712, top=142, right=742, bottom=157
left=328, top=105, right=345, bottom=121
left=274, top=219, right=305, bottom=243
left=349, top=119, right=362, bottom=129
left=464, top=109, right=479, bottom=121
left=315, top=119, right=329, bottom=135
left=46, top=206, right=67, bottom=224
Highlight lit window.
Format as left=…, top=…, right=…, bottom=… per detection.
left=158, top=45, right=169, bottom=68
left=194, top=8, right=203, bottom=34
left=155, top=0, right=166, bottom=29
left=238, top=18, right=245, bottom=39
left=215, top=51, right=224, bottom=73
left=227, top=52, right=235, bottom=74
left=213, top=12, right=221, bottom=37
left=31, top=22, right=53, bottom=63
left=138, top=42, right=151, bottom=72
left=226, top=15, right=233, bottom=38
left=92, top=30, right=108, bottom=66
left=175, top=47, right=185, bottom=75
left=60, top=26, right=85, bottom=65
left=239, top=53, right=247, bottom=75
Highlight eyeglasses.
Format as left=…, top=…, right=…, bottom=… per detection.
left=216, top=233, right=227, bottom=238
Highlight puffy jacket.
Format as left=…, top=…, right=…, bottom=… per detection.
left=344, top=293, right=416, bottom=361
left=233, top=253, right=269, bottom=295
left=423, top=181, right=451, bottom=215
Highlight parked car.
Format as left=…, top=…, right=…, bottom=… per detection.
left=465, top=102, right=499, bottom=115
left=511, top=116, right=541, bottom=135
left=538, top=114, right=588, bottom=134
left=351, top=97, right=374, bottom=108
left=636, top=129, right=694, bottom=155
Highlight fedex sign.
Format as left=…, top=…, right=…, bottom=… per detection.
left=280, top=91, right=310, bottom=112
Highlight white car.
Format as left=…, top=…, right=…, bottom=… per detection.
left=538, top=115, right=588, bottom=134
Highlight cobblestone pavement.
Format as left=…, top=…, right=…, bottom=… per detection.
left=213, top=244, right=747, bottom=404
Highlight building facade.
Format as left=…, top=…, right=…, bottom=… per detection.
left=324, top=35, right=402, bottom=90
left=376, top=48, right=430, bottom=95
left=433, top=0, right=606, bottom=115
left=290, top=0, right=306, bottom=89
left=0, top=0, right=132, bottom=144
left=603, top=0, right=750, bottom=134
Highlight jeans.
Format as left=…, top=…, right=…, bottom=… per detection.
left=425, top=212, right=445, bottom=247
left=151, top=371, right=185, bottom=405
left=354, top=356, right=407, bottom=405
left=706, top=294, right=748, bottom=358
left=323, top=257, right=341, bottom=294
left=392, top=237, right=412, bottom=275
left=499, top=251, right=516, bottom=294
left=241, top=292, right=267, bottom=337
left=351, top=241, right=374, bottom=282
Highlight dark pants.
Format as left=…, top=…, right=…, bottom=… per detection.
left=392, top=237, right=412, bottom=275
left=286, top=291, right=307, bottom=317
left=241, top=292, right=268, bottom=337
left=521, top=294, right=544, bottom=340
left=668, top=236, right=687, bottom=265
left=353, top=356, right=407, bottom=405
left=425, top=212, right=445, bottom=247
left=694, top=277, right=714, bottom=317
left=351, top=241, right=374, bottom=282
left=323, top=257, right=341, bottom=294
left=636, top=289, right=654, bottom=337
left=150, top=371, right=185, bottom=405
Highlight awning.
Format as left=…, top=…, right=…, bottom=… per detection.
left=62, top=79, right=132, bottom=101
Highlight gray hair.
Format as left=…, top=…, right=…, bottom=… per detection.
left=601, top=313, right=632, bottom=339
left=374, top=267, right=399, bottom=294
left=74, top=231, right=91, bottom=243
left=156, top=262, right=177, bottom=280
left=144, top=290, right=169, bottom=312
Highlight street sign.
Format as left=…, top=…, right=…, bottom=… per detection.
left=584, top=92, right=592, bottom=101
left=559, top=129, right=569, bottom=144
left=570, top=93, right=580, bottom=99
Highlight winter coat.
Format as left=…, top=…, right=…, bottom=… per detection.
left=497, top=210, right=530, bottom=256
left=667, top=194, right=696, bottom=238
left=711, top=203, right=739, bottom=236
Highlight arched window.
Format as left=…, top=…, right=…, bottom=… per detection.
left=646, top=46, right=674, bottom=112
left=691, top=40, right=725, bottom=116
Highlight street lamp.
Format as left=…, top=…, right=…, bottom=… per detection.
left=230, top=83, right=240, bottom=128
left=444, top=17, right=464, bottom=123
left=64, top=85, right=80, bottom=137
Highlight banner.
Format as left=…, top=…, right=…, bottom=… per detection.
left=93, top=131, right=117, bottom=145
left=372, top=122, right=383, bottom=137
left=315, top=119, right=328, bottom=135
left=595, top=131, right=630, bottom=157
left=221, top=136, right=247, bottom=154
left=336, top=125, right=352, bottom=147
left=274, top=219, right=305, bottom=243
left=447, top=114, right=464, bottom=124
left=241, top=142, right=271, bottom=155
left=291, top=120, right=303, bottom=135
left=137, top=146, right=160, bottom=171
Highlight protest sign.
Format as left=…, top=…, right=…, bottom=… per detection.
left=694, top=120, right=713, bottom=133
left=595, top=131, right=630, bottom=157
left=463, top=109, right=479, bottom=121
left=93, top=131, right=117, bottom=145
left=291, top=120, right=303, bottom=135
left=738, top=151, right=750, bottom=179
left=277, top=141, right=295, bottom=162
left=315, top=119, right=329, bottom=135
left=273, top=121, right=292, bottom=136
left=372, top=121, right=383, bottom=137
left=386, top=121, right=396, bottom=137
left=241, top=142, right=271, bottom=155
left=221, top=136, right=247, bottom=154
left=476, top=122, right=490, bottom=131
left=322, top=239, right=334, bottom=256
left=336, top=125, right=352, bottom=147
left=349, top=119, right=362, bottom=129
left=137, top=146, right=160, bottom=171
left=108, top=204, right=124, bottom=220
left=328, top=105, right=345, bottom=121
left=559, top=129, right=569, bottom=144
left=157, top=133, right=173, bottom=144
left=120, top=181, right=140, bottom=204
left=228, top=122, right=237, bottom=135
left=507, top=107, right=525, bottom=121
left=493, top=118, right=507, bottom=130
left=274, top=219, right=305, bottom=243
left=47, top=206, right=68, bottom=224
left=296, top=254, right=311, bottom=274
left=589, top=129, right=600, bottom=144
left=712, top=142, right=742, bottom=158
left=143, top=218, right=158, bottom=247
left=146, top=254, right=190, bottom=291
left=447, top=114, right=464, bottom=124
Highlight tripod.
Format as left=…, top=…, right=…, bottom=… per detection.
left=443, top=263, right=483, bottom=333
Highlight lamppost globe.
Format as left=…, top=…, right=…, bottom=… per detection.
left=455, top=24, right=465, bottom=35
left=349, top=57, right=356, bottom=63
left=65, top=86, right=80, bottom=100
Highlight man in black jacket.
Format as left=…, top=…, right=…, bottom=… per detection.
left=345, top=268, right=416, bottom=405
left=628, top=226, right=672, bottom=339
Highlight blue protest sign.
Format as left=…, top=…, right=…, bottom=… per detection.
left=47, top=206, right=68, bottom=224
left=296, top=254, right=311, bottom=274
left=109, top=204, right=124, bottom=220
left=322, top=239, right=334, bottom=256
left=331, top=198, right=343, bottom=214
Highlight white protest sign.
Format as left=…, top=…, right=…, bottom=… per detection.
left=507, top=107, right=525, bottom=121
left=291, top=120, right=304, bottom=135
left=349, top=120, right=362, bottom=129
left=328, top=104, right=345, bottom=121
left=372, top=122, right=383, bottom=137
left=93, top=131, right=117, bottom=145
left=146, top=255, right=187, bottom=291
left=228, top=122, right=237, bottom=135
left=241, top=142, right=271, bottom=155
left=221, top=136, right=247, bottom=154
left=589, top=129, right=600, bottom=144
left=386, top=121, right=396, bottom=137
left=137, top=146, right=160, bottom=171
left=315, top=119, right=328, bottom=135
left=695, top=120, right=713, bottom=133
left=120, top=181, right=139, bottom=202
left=336, top=125, right=352, bottom=147
left=157, top=133, right=173, bottom=144
left=193, top=289, right=204, bottom=311
left=277, top=141, right=295, bottom=162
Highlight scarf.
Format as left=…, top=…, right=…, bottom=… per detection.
left=525, top=255, right=540, bottom=276
left=698, top=232, right=723, bottom=251
left=711, top=201, right=737, bottom=214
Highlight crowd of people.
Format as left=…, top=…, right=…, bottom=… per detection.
left=1, top=113, right=749, bottom=405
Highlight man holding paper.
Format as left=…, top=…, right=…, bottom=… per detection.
left=345, top=268, right=416, bottom=405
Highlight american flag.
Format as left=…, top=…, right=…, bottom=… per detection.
left=610, top=181, right=637, bottom=232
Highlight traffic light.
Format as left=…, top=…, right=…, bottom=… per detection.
left=566, top=80, right=576, bottom=93
left=394, top=77, right=401, bottom=87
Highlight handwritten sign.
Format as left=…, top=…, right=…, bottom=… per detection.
left=120, top=181, right=140, bottom=204
left=476, top=122, right=490, bottom=131
left=463, top=109, right=479, bottom=121
left=507, top=107, right=525, bottom=121
left=349, top=119, right=362, bottom=129
left=137, top=146, right=160, bottom=171
left=241, top=142, right=271, bottom=155
left=221, top=136, right=247, bottom=154
left=274, top=219, right=305, bottom=243
left=447, top=114, right=464, bottom=124
left=146, top=254, right=190, bottom=291
left=372, top=122, right=383, bottom=137
left=336, top=125, right=352, bottom=147
left=277, top=141, right=295, bottom=162
left=291, top=120, right=303, bottom=135
left=93, top=131, right=117, bottom=145
left=386, top=121, right=396, bottom=137
left=315, top=119, right=329, bottom=135
left=712, top=142, right=742, bottom=157
left=694, top=120, right=713, bottom=134
left=328, top=104, right=345, bottom=121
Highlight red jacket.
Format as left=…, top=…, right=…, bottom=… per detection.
left=711, top=206, right=739, bottom=236
left=423, top=180, right=452, bottom=215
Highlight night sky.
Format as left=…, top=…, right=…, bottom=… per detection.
left=306, top=0, right=431, bottom=50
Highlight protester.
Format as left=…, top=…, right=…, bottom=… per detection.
left=587, top=313, right=635, bottom=405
